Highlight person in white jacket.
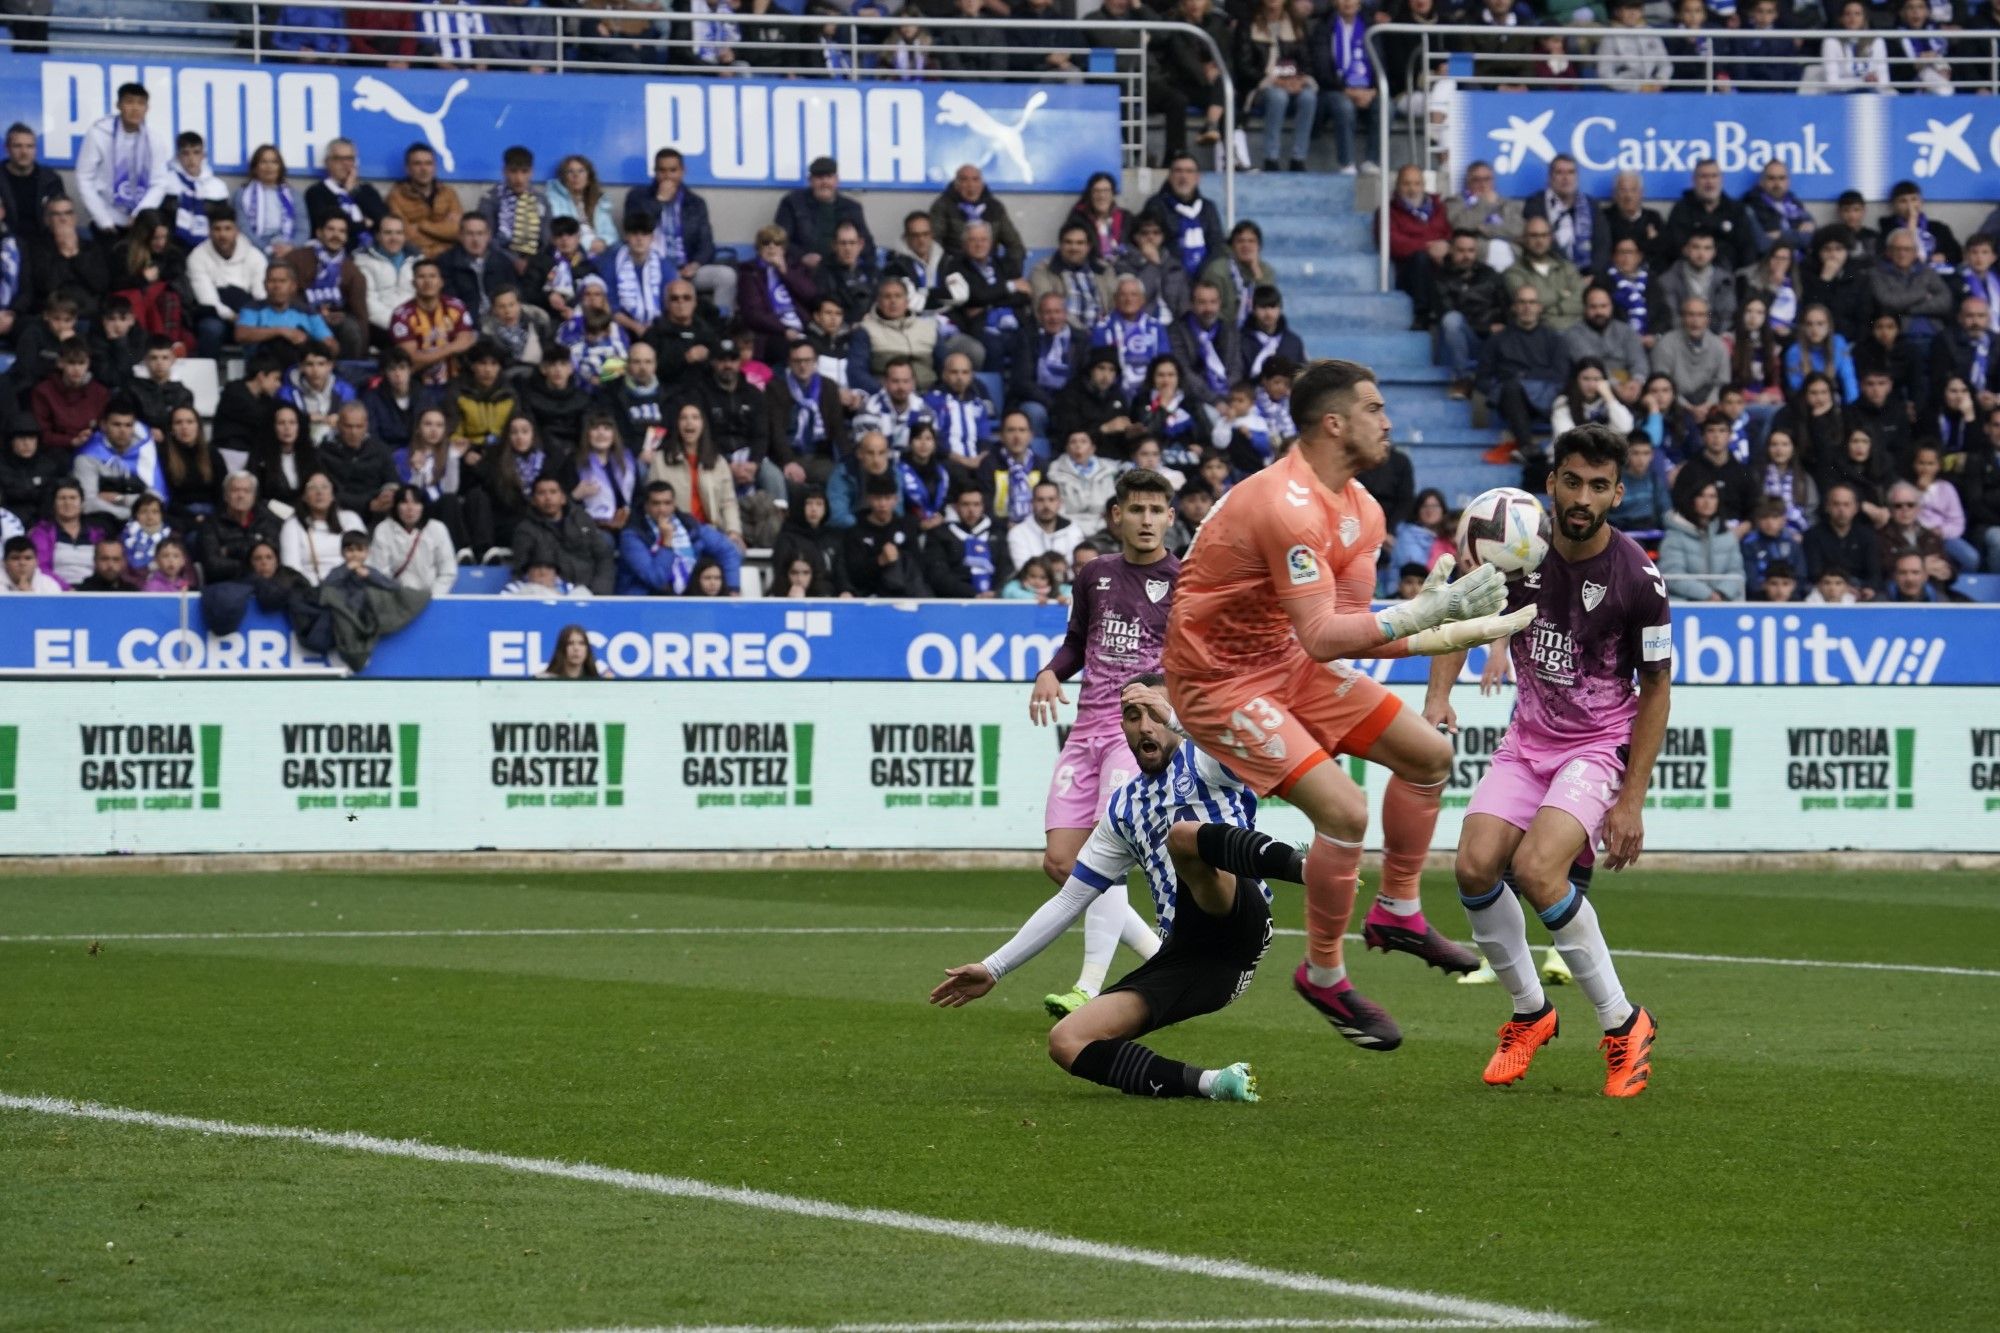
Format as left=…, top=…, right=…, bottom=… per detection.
left=186, top=209, right=269, bottom=356
left=1818, top=0, right=1891, bottom=91
left=367, top=485, right=459, bottom=594
left=356, top=214, right=419, bottom=335
left=1595, top=0, right=1672, bottom=92
left=142, top=132, right=230, bottom=249
left=279, top=472, right=365, bottom=587
left=73, top=82, right=173, bottom=235
left=1045, top=428, right=1122, bottom=533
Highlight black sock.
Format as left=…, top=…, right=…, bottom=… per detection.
left=1070, top=1039, right=1203, bottom=1098
left=1195, top=822, right=1305, bottom=884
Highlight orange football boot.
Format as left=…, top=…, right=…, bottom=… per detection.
left=1599, top=1006, right=1657, bottom=1098
left=1482, top=1005, right=1559, bottom=1086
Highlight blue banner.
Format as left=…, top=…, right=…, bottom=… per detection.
left=1456, top=92, right=1932, bottom=202
left=7, top=54, right=1119, bottom=191
left=4, top=596, right=1997, bottom=685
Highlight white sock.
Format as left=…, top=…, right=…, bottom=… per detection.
left=1075, top=887, right=1127, bottom=994
left=1119, top=906, right=1161, bottom=961
left=1196, top=1068, right=1219, bottom=1097
left=1376, top=895, right=1423, bottom=917
left=1548, top=896, right=1634, bottom=1031
left=1464, top=885, right=1546, bottom=1016
left=1306, top=962, right=1347, bottom=989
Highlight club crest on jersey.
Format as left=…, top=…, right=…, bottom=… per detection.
left=1338, top=516, right=1361, bottom=547
left=1582, top=580, right=1607, bottom=612
left=1285, top=544, right=1321, bottom=585
left=1145, top=578, right=1169, bottom=603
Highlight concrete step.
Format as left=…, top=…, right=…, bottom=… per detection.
left=1375, top=363, right=1452, bottom=385
left=1285, top=327, right=1434, bottom=366
left=1265, top=252, right=1383, bottom=288
left=1234, top=172, right=1360, bottom=216
left=1383, top=398, right=1479, bottom=432
left=1255, top=213, right=1376, bottom=251
left=1278, top=290, right=1413, bottom=327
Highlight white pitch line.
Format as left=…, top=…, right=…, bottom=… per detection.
left=0, top=1092, right=1584, bottom=1331
left=545, top=1320, right=1505, bottom=1332
left=1, top=924, right=1994, bottom=979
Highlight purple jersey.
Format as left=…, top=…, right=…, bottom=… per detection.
left=1505, top=529, right=1672, bottom=759
left=1044, top=553, right=1181, bottom=740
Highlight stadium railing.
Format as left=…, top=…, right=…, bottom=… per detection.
left=1362, top=22, right=2000, bottom=289
left=31, top=0, right=1238, bottom=222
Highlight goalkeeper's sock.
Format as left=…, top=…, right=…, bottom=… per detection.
left=1069, top=1038, right=1202, bottom=1097
left=1303, top=832, right=1363, bottom=973
left=1378, top=774, right=1445, bottom=920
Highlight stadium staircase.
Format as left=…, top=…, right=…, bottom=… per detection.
left=1236, top=172, right=1512, bottom=506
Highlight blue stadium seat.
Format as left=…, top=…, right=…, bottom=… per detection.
left=1952, top=572, right=2000, bottom=602
left=450, top=565, right=513, bottom=595
left=975, top=371, right=1005, bottom=411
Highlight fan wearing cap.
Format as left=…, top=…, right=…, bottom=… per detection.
left=1, top=413, right=65, bottom=530
left=554, top=273, right=631, bottom=389
left=774, top=157, right=873, bottom=272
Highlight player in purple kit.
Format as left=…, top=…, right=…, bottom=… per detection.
left=1028, top=468, right=1181, bottom=1017
left=1425, top=424, right=1671, bottom=1097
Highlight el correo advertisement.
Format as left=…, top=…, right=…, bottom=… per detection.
left=4, top=682, right=1995, bottom=856
left=4, top=54, right=1120, bottom=190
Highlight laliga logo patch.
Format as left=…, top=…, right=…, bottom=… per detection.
left=1286, top=545, right=1321, bottom=586
left=1339, top=516, right=1361, bottom=547
left=1145, top=578, right=1170, bottom=603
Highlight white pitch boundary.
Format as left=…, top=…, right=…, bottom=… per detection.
left=546, top=1320, right=1511, bottom=1332
left=0, top=1093, right=1585, bottom=1332
left=0, top=925, right=1994, bottom=979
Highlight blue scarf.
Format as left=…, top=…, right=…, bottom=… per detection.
left=168, top=166, right=211, bottom=246
left=1184, top=316, right=1230, bottom=396
left=1332, top=15, right=1371, bottom=84
left=513, top=447, right=547, bottom=498
left=1100, top=314, right=1167, bottom=394
left=1150, top=392, right=1202, bottom=467
left=0, top=236, right=17, bottom=310
left=1256, top=385, right=1294, bottom=440
left=1972, top=331, right=1992, bottom=389
left=1245, top=326, right=1283, bottom=378
left=1905, top=212, right=1954, bottom=275
left=821, top=36, right=854, bottom=74
left=614, top=246, right=666, bottom=324
left=1542, top=190, right=1593, bottom=269
left=122, top=519, right=168, bottom=572
left=305, top=242, right=345, bottom=308
left=654, top=192, right=686, bottom=268
left=1768, top=277, right=1797, bottom=330
left=897, top=457, right=952, bottom=516
left=1728, top=414, right=1750, bottom=463
left=577, top=448, right=635, bottom=524
left=1612, top=268, right=1649, bottom=334
left=952, top=519, right=996, bottom=593
left=1001, top=456, right=1036, bottom=524
left=764, top=261, right=802, bottom=332
left=1057, top=263, right=1103, bottom=326
left=968, top=258, right=1018, bottom=334
left=320, top=177, right=370, bottom=248
left=1965, top=267, right=2000, bottom=332
left=1167, top=198, right=1208, bottom=276
left=109, top=123, right=152, bottom=214
left=786, top=372, right=827, bottom=454
left=1762, top=463, right=1807, bottom=535
left=925, top=389, right=990, bottom=459
left=648, top=514, right=697, bottom=592
left=1036, top=328, right=1072, bottom=391
left=240, top=181, right=296, bottom=246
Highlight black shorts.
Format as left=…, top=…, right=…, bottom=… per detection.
left=1104, top=880, right=1274, bottom=1034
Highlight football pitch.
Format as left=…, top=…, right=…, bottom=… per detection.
left=3, top=866, right=1995, bottom=1332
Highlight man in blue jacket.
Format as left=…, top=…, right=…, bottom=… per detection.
left=616, top=480, right=742, bottom=595
left=623, top=148, right=738, bottom=317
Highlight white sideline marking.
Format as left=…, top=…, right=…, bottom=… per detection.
left=548, top=1320, right=1506, bottom=1332
left=0, top=1093, right=1585, bottom=1331
left=1, top=925, right=1994, bottom=980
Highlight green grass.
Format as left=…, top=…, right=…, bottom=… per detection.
left=2, top=868, right=1997, bottom=1332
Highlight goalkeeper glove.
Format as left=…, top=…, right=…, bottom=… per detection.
left=1376, top=555, right=1508, bottom=641
left=1405, top=603, right=1538, bottom=656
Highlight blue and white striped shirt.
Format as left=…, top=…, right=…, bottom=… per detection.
left=1070, top=739, right=1268, bottom=939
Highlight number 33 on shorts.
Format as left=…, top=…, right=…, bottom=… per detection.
left=1215, top=697, right=1289, bottom=762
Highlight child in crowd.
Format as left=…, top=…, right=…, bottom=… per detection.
left=122, top=492, right=172, bottom=574
left=141, top=537, right=194, bottom=592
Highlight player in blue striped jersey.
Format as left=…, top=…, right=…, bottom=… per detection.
left=931, top=676, right=1305, bottom=1102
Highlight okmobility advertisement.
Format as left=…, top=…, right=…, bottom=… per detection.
left=1457, top=90, right=2000, bottom=202
left=2, top=681, right=1995, bottom=855
left=6, top=597, right=1999, bottom=686
left=3, top=54, right=1119, bottom=191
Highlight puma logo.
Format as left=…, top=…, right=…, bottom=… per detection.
left=1149, top=1080, right=1164, bottom=1096
left=350, top=76, right=471, bottom=173
left=934, top=91, right=1048, bottom=184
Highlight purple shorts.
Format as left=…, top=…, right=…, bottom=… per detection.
left=1045, top=730, right=1137, bottom=831
left=1466, top=736, right=1626, bottom=860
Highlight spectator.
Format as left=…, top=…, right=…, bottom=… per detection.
left=1653, top=228, right=1735, bottom=336
left=1210, top=382, right=1275, bottom=467
left=476, top=145, right=550, bottom=279
left=1879, top=476, right=1946, bottom=568
left=524, top=217, right=596, bottom=327
left=933, top=0, right=1008, bottom=74
left=74, top=82, right=169, bottom=236
left=74, top=393, right=164, bottom=524
left=281, top=345, right=355, bottom=445
left=616, top=478, right=740, bottom=596
left=884, top=211, right=950, bottom=315
left=277, top=214, right=366, bottom=359
left=1356, top=435, right=1415, bottom=537
left=435, top=212, right=502, bottom=322
left=1565, top=285, right=1649, bottom=405
left=391, top=258, right=477, bottom=389
left=1256, top=358, right=1298, bottom=446
left=1584, top=173, right=1662, bottom=280
left=465, top=413, right=562, bottom=552
left=319, top=400, right=399, bottom=522
left=1757, top=558, right=1802, bottom=603
left=1728, top=0, right=1797, bottom=90
left=561, top=410, right=643, bottom=537
left=1740, top=244, right=1800, bottom=348
left=3, top=123, right=66, bottom=250
left=1849, top=368, right=1913, bottom=468
left=1602, top=236, right=1654, bottom=349
left=1596, top=0, right=1671, bottom=91
left=926, top=484, right=1010, bottom=598
left=620, top=148, right=733, bottom=315
left=1065, top=173, right=1136, bottom=267
left=1952, top=407, right=2000, bottom=569
left=385, top=144, right=461, bottom=260
left=1740, top=495, right=1803, bottom=596
left=1115, top=213, right=1192, bottom=321
left=1239, top=0, right=1319, bottom=176
left=827, top=429, right=899, bottom=531
left=1872, top=229, right=1954, bottom=342
left=184, top=205, right=269, bottom=357
left=1607, top=436, right=1669, bottom=537
left=235, top=144, right=303, bottom=259
left=978, top=412, right=1044, bottom=528
left=1783, top=303, right=1859, bottom=404
left=26, top=204, right=108, bottom=326
left=1031, top=224, right=1117, bottom=334
left=1169, top=280, right=1242, bottom=406
left=1503, top=217, right=1586, bottom=332
left=236, top=262, right=335, bottom=360
left=771, top=486, right=845, bottom=595
left=767, top=341, right=848, bottom=487
left=1550, top=357, right=1634, bottom=437
left=1741, top=164, right=1815, bottom=262
left=1091, top=276, right=1173, bottom=399
left=1910, top=440, right=1982, bottom=574
left=1143, top=155, right=1226, bottom=282
left=1924, top=552, right=1973, bottom=600
left=1771, top=371, right=1844, bottom=473
left=600, top=340, right=669, bottom=451
left=1135, top=355, right=1217, bottom=472
left=815, top=222, right=881, bottom=328
left=923, top=351, right=998, bottom=462
left=28, top=478, right=104, bottom=588
left=895, top=422, right=965, bottom=532
left=930, top=163, right=1025, bottom=265
left=118, top=490, right=171, bottom=577
left=1476, top=285, right=1571, bottom=462
left=1389, top=487, right=1454, bottom=574
left=153, top=132, right=228, bottom=252
left=517, top=351, right=587, bottom=455
left=1450, top=162, right=1526, bottom=274
left=1806, top=567, right=1858, bottom=603
left=1380, top=165, right=1447, bottom=326
left=1798, top=228, right=1867, bottom=346
left=1820, top=0, right=1891, bottom=91
left=1674, top=408, right=1757, bottom=530
left=304, top=138, right=385, bottom=252
left=30, top=339, right=108, bottom=454
left=844, top=471, right=930, bottom=598
left=512, top=474, right=614, bottom=595
left=358, top=346, right=423, bottom=454
left=543, top=155, right=615, bottom=261
left=1933, top=375, right=1979, bottom=456
left=536, top=625, right=601, bottom=675
left=1752, top=427, right=1818, bottom=536
left=509, top=559, right=589, bottom=600
left=649, top=400, right=743, bottom=548
left=1522, top=155, right=1596, bottom=274
left=1, top=412, right=62, bottom=526
left=641, top=278, right=716, bottom=388
left=76, top=535, right=136, bottom=591
left=279, top=471, right=362, bottom=585
left=850, top=278, right=977, bottom=395
left=1200, top=222, right=1278, bottom=331
left=1955, top=234, right=2000, bottom=331
left=3, top=532, right=60, bottom=591
left=937, top=220, right=1024, bottom=367
left=1147, top=0, right=1229, bottom=166
left=1007, top=478, right=1083, bottom=569
left=1929, top=297, right=2000, bottom=417
left=366, top=484, right=457, bottom=593
left=1652, top=297, right=1731, bottom=411
left=395, top=406, right=459, bottom=511
left=1047, top=427, right=1121, bottom=533
left=353, top=213, right=417, bottom=340
left=854, top=354, right=935, bottom=456
left=677, top=334, right=766, bottom=459
left=1665, top=160, right=1757, bottom=273
left=1052, top=346, right=1135, bottom=457
left=1855, top=310, right=1925, bottom=408
left=1435, top=230, right=1511, bottom=399
left=777, top=157, right=872, bottom=271
left=555, top=276, right=629, bottom=388
left=1884, top=549, right=1940, bottom=602
left=1660, top=479, right=1746, bottom=600
left=1821, top=429, right=1895, bottom=526
left=481, top=284, right=550, bottom=375
left=444, top=339, right=518, bottom=450
left=1312, top=0, right=1379, bottom=175
left=1888, top=0, right=1954, bottom=94
left=86, top=295, right=145, bottom=392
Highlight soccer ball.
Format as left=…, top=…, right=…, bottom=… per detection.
left=1455, top=487, right=1551, bottom=580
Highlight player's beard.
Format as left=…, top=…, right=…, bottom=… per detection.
left=1561, top=504, right=1606, bottom=543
